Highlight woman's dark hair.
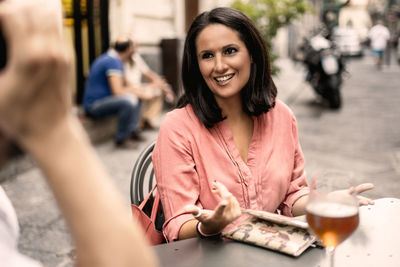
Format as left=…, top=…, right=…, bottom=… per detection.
left=114, top=39, right=133, bottom=52
left=178, top=7, right=276, bottom=128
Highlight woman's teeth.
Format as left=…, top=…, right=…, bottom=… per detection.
left=215, top=74, right=234, bottom=82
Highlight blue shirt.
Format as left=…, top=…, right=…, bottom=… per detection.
left=83, top=50, right=123, bottom=109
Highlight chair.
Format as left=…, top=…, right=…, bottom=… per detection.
left=130, top=140, right=164, bottom=232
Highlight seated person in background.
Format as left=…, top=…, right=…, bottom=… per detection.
left=83, top=37, right=145, bottom=149
left=152, top=7, right=375, bottom=242
left=125, top=40, right=175, bottom=130
left=0, top=1, right=158, bottom=266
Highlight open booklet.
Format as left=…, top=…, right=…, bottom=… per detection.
left=222, top=209, right=317, bottom=257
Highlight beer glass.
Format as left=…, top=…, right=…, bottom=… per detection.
left=306, top=170, right=359, bottom=267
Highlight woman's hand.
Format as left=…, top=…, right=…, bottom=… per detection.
left=185, top=181, right=242, bottom=235
left=348, top=183, right=375, bottom=206
left=0, top=1, right=71, bottom=144
left=328, top=183, right=375, bottom=206
left=155, top=78, right=175, bottom=104
left=163, top=86, right=175, bottom=104
left=293, top=182, right=375, bottom=216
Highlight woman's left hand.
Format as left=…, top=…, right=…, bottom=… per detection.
left=329, top=183, right=375, bottom=206
left=348, top=183, right=375, bottom=206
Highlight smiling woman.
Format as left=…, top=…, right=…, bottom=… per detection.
left=178, top=7, right=276, bottom=128
left=151, top=7, right=312, bottom=243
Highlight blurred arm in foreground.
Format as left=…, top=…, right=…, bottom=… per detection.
left=0, top=1, right=158, bottom=266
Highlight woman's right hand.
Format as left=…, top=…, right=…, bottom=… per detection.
left=185, top=181, right=242, bottom=235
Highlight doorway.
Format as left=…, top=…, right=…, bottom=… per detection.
left=62, top=0, right=110, bottom=104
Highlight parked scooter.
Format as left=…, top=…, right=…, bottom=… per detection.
left=300, top=34, right=345, bottom=109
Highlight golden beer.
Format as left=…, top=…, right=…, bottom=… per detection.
left=306, top=201, right=359, bottom=248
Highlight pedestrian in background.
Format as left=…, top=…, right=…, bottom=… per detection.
left=0, top=1, right=158, bottom=266
left=368, top=19, right=390, bottom=69
left=125, top=40, right=175, bottom=130
left=83, top=37, right=146, bottom=149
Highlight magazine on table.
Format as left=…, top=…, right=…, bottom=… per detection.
left=223, top=209, right=317, bottom=257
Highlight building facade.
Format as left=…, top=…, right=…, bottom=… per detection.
left=63, top=0, right=321, bottom=102
left=338, top=0, right=372, bottom=41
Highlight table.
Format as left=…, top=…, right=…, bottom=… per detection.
left=154, top=198, right=400, bottom=267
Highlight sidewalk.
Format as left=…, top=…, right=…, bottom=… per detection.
left=0, top=57, right=307, bottom=267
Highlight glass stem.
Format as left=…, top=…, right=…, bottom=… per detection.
left=326, top=246, right=336, bottom=267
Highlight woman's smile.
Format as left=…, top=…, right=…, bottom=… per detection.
left=214, top=73, right=235, bottom=83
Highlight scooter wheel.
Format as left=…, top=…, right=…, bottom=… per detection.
left=328, top=88, right=342, bottom=109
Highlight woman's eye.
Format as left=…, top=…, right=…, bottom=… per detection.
left=201, top=52, right=213, bottom=59
left=225, top=47, right=237, bottom=55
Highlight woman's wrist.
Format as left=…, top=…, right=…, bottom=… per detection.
left=196, top=221, right=221, bottom=239
left=291, top=194, right=309, bottom=216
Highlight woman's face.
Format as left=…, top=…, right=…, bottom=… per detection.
left=196, top=23, right=251, bottom=104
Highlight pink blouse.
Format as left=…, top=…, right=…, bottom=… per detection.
left=152, top=100, right=309, bottom=242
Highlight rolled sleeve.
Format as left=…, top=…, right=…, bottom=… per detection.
left=162, top=212, right=196, bottom=242
left=152, top=110, right=201, bottom=241
left=281, top=115, right=309, bottom=216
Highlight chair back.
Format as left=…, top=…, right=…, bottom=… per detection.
left=130, top=140, right=164, bottom=231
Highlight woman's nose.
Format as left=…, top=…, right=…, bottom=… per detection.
left=214, top=54, right=228, bottom=73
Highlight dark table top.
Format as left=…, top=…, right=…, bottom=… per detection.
left=154, top=198, right=400, bottom=267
